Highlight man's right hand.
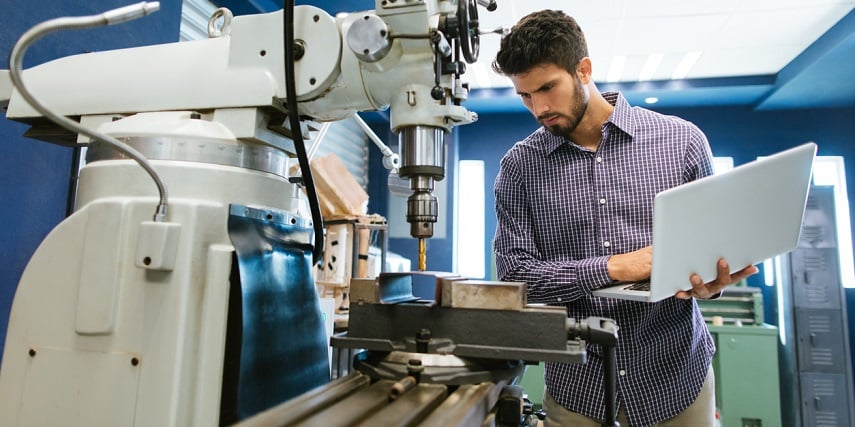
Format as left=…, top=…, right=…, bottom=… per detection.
left=607, top=246, right=652, bottom=282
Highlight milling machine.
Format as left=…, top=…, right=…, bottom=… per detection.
left=0, top=1, right=620, bottom=426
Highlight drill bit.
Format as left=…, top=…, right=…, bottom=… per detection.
left=418, top=238, right=427, bottom=271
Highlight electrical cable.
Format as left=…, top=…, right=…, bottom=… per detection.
left=8, top=2, right=169, bottom=222
left=283, top=0, right=324, bottom=264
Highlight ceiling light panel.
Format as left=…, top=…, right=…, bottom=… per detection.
left=671, top=51, right=702, bottom=80
left=639, top=53, right=664, bottom=81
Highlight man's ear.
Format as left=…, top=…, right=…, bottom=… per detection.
left=577, top=57, right=593, bottom=83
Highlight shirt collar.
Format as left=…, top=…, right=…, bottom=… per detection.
left=603, top=92, right=635, bottom=139
left=537, top=91, right=635, bottom=156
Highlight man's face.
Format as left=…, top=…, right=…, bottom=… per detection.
left=510, top=63, right=589, bottom=138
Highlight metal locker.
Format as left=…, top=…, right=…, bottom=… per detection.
left=794, top=309, right=848, bottom=373
left=791, top=248, right=842, bottom=310
left=799, top=372, right=850, bottom=427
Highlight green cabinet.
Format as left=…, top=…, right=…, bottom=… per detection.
left=710, top=324, right=782, bottom=427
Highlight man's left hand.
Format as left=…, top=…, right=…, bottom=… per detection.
left=675, top=258, right=759, bottom=300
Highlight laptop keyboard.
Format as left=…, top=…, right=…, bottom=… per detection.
left=624, top=281, right=651, bottom=291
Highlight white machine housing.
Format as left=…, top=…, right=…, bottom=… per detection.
left=0, top=1, right=479, bottom=425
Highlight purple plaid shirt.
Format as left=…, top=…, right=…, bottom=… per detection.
left=493, top=92, right=716, bottom=426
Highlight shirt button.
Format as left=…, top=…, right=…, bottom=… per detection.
left=603, top=241, right=611, bottom=248
left=599, top=198, right=606, bottom=205
left=619, top=369, right=626, bottom=376
left=596, top=156, right=603, bottom=163
left=557, top=297, right=562, bottom=302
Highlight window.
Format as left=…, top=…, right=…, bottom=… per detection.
left=454, top=160, right=486, bottom=278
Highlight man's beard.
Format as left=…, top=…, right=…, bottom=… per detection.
left=538, top=78, right=588, bottom=138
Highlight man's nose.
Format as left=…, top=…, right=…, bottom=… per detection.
left=532, top=95, right=550, bottom=117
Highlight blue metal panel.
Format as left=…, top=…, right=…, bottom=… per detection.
left=226, top=204, right=329, bottom=420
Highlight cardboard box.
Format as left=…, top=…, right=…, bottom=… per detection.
left=308, top=153, right=369, bottom=218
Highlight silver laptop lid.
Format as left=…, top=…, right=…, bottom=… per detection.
left=647, top=142, right=817, bottom=301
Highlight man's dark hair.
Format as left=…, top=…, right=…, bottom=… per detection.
left=492, top=9, right=588, bottom=76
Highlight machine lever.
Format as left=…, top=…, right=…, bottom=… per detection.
left=567, top=317, right=620, bottom=427
left=352, top=113, right=400, bottom=171
left=476, top=0, right=498, bottom=11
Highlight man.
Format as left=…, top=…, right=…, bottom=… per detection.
left=491, top=10, right=758, bottom=427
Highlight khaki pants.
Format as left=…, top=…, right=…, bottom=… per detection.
left=543, top=366, right=716, bottom=427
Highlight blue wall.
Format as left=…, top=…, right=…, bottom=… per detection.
left=0, top=0, right=182, bottom=364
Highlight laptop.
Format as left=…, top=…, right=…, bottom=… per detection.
left=592, top=142, right=817, bottom=302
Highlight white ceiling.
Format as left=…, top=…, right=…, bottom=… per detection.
left=470, top=0, right=855, bottom=88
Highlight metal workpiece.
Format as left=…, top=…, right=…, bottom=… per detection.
left=350, top=271, right=464, bottom=304
left=440, top=279, right=528, bottom=310
left=353, top=271, right=528, bottom=310
left=349, top=277, right=384, bottom=303
left=350, top=276, right=421, bottom=304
